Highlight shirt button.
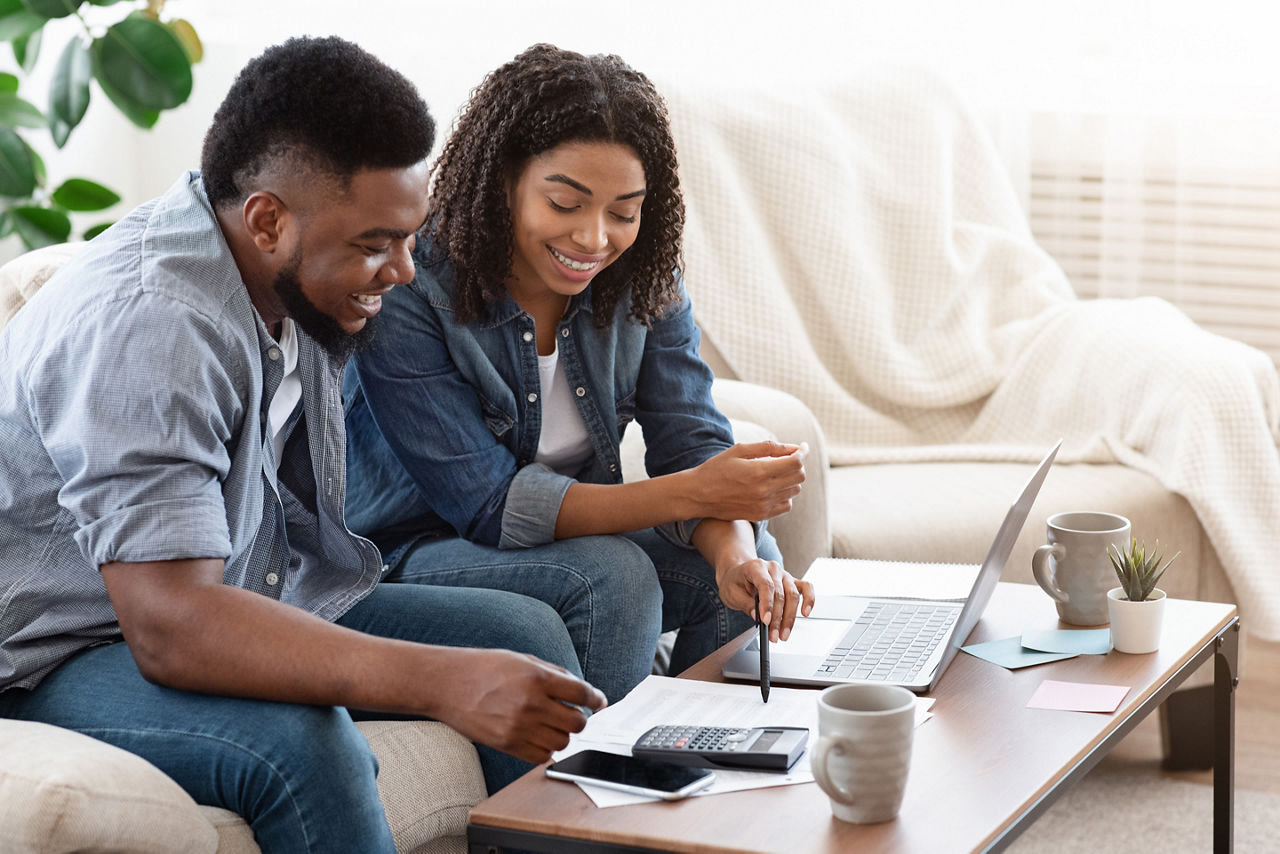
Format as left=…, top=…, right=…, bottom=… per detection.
left=527, top=393, right=538, bottom=403
left=522, top=331, right=533, bottom=342
left=575, top=387, right=586, bottom=397
left=561, top=328, right=569, bottom=338
left=609, top=464, right=617, bottom=472
left=265, top=572, right=279, bottom=586
left=267, top=347, right=281, bottom=361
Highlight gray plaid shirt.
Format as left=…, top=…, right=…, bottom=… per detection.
left=0, top=172, right=383, bottom=691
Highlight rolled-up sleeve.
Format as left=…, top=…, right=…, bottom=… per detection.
left=31, top=290, right=243, bottom=566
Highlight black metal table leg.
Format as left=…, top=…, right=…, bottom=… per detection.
left=1214, top=622, right=1239, bottom=854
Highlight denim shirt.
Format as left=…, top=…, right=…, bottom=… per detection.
left=0, top=172, right=383, bottom=691
left=344, top=238, right=736, bottom=561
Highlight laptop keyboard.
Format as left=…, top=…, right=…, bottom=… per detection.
left=813, top=602, right=957, bottom=683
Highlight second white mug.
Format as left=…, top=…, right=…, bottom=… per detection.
left=1032, top=511, right=1131, bottom=626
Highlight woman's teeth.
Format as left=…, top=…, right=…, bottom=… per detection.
left=353, top=293, right=380, bottom=305
left=551, top=247, right=599, bottom=272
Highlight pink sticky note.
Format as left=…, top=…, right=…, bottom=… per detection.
left=1027, top=679, right=1130, bottom=713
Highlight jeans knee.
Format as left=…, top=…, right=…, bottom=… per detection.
left=566, top=535, right=662, bottom=606
left=496, top=597, right=583, bottom=676
left=224, top=706, right=393, bottom=853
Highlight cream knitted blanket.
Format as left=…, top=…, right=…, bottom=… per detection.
left=661, top=66, right=1280, bottom=639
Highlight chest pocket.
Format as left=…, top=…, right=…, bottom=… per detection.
left=614, top=389, right=636, bottom=433
left=479, top=394, right=515, bottom=439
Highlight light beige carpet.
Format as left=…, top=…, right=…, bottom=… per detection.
left=1008, top=765, right=1279, bottom=852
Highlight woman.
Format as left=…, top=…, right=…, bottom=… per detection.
left=344, top=44, right=814, bottom=703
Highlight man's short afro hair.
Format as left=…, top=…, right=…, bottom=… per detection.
left=200, top=36, right=434, bottom=208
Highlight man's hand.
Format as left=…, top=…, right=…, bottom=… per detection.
left=437, top=650, right=607, bottom=764
left=686, top=441, right=807, bottom=522
left=716, top=557, right=816, bottom=643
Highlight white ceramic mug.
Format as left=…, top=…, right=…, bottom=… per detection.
left=1032, top=511, right=1131, bottom=626
left=810, top=684, right=915, bottom=824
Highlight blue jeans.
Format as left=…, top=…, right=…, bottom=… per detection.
left=0, top=583, right=580, bottom=854
left=389, top=527, right=775, bottom=702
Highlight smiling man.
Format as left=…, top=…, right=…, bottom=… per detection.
left=0, top=37, right=602, bottom=853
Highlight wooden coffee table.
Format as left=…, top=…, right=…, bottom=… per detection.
left=467, top=582, right=1239, bottom=853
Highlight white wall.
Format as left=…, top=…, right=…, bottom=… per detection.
left=10, top=0, right=1280, bottom=243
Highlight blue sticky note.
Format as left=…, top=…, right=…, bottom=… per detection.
left=1021, top=628, right=1112, bottom=655
left=962, top=636, right=1078, bottom=669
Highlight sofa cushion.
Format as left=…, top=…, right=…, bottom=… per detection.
left=827, top=461, right=1232, bottom=604
left=357, top=720, right=485, bottom=853
left=0, top=718, right=218, bottom=854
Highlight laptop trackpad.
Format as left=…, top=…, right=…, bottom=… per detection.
left=766, top=618, right=851, bottom=657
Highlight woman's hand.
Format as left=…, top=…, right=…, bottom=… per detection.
left=686, top=441, right=807, bottom=522
left=716, top=557, right=816, bottom=642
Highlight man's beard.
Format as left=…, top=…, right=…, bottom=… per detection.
left=273, top=255, right=378, bottom=361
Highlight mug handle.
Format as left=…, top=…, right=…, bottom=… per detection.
left=1031, top=543, right=1068, bottom=603
left=812, top=735, right=857, bottom=805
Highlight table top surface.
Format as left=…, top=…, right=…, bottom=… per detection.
left=469, top=582, right=1237, bottom=854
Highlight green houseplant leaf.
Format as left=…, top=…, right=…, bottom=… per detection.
left=0, top=91, right=44, bottom=127
left=19, top=0, right=85, bottom=19
left=0, top=72, right=17, bottom=93
left=10, top=204, right=71, bottom=248
left=0, top=0, right=45, bottom=43
left=12, top=25, right=39, bottom=70
left=51, top=177, right=119, bottom=211
left=49, top=37, right=91, bottom=146
left=82, top=220, right=111, bottom=240
left=90, top=14, right=192, bottom=113
left=0, top=125, right=36, bottom=197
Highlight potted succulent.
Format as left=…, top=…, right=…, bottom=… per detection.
left=1106, top=537, right=1180, bottom=653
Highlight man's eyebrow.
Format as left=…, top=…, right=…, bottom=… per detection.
left=545, top=174, right=646, bottom=201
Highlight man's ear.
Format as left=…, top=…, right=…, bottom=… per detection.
left=242, top=191, right=289, bottom=253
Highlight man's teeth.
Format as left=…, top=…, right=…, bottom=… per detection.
left=353, top=294, right=381, bottom=305
left=551, top=247, right=599, bottom=272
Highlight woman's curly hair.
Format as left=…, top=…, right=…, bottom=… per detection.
left=429, top=43, right=685, bottom=329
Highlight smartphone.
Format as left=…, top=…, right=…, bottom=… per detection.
left=545, top=749, right=716, bottom=800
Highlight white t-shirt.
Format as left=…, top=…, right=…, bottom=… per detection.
left=266, top=318, right=302, bottom=469
left=535, top=346, right=593, bottom=475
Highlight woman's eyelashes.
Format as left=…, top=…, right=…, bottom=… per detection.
left=546, top=197, right=640, bottom=224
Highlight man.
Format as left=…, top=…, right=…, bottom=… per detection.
left=0, top=36, right=604, bottom=852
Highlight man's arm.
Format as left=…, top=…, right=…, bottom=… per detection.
left=101, top=559, right=605, bottom=763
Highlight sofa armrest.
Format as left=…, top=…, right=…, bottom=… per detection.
left=710, top=379, right=831, bottom=577
left=617, top=379, right=830, bottom=576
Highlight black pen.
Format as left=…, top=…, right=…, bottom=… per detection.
left=758, top=592, right=770, bottom=703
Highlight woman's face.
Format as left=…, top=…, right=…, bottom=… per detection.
left=506, top=140, right=646, bottom=304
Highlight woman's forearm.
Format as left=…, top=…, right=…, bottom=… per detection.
left=554, top=473, right=697, bottom=539
left=552, top=440, right=806, bottom=539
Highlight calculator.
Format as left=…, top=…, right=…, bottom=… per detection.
left=632, top=725, right=809, bottom=771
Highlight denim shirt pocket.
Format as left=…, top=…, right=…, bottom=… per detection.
left=478, top=393, right=516, bottom=440
left=614, top=388, right=637, bottom=435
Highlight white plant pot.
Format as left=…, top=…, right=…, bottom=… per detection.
left=1107, top=586, right=1166, bottom=654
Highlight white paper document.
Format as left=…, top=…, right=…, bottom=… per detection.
left=804, top=557, right=980, bottom=602
left=553, top=675, right=934, bottom=807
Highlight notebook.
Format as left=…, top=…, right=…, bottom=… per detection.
left=723, top=439, right=1061, bottom=694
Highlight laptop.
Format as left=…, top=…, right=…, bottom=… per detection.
left=723, top=439, right=1061, bottom=694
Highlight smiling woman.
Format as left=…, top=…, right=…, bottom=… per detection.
left=342, top=43, right=815, bottom=707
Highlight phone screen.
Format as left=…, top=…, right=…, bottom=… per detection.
left=546, top=750, right=714, bottom=799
